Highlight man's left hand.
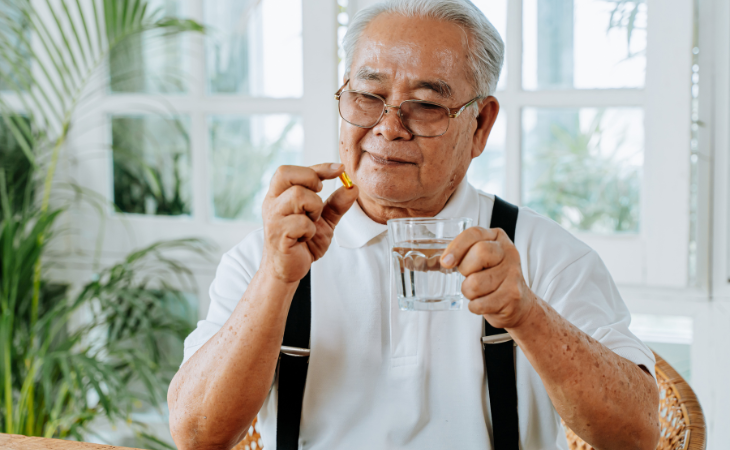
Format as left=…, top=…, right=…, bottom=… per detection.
left=440, top=227, right=537, bottom=329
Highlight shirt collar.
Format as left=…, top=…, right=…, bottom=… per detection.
left=334, top=179, right=481, bottom=249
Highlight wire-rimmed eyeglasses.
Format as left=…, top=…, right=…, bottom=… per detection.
left=334, top=79, right=481, bottom=137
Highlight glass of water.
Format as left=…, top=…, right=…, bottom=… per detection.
left=387, top=217, right=472, bottom=311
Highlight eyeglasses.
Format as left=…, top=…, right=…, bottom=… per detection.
left=334, top=79, right=481, bottom=137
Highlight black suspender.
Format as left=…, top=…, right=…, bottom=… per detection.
left=277, top=271, right=311, bottom=449
left=484, top=196, right=520, bottom=450
left=277, top=196, right=520, bottom=449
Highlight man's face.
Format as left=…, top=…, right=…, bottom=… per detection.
left=339, top=13, right=499, bottom=216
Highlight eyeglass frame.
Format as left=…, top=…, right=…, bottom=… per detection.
left=334, top=79, right=482, bottom=137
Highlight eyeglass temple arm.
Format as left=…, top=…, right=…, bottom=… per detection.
left=334, top=79, right=350, bottom=100
left=447, top=97, right=482, bottom=118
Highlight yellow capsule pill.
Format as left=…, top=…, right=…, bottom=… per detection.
left=339, top=171, right=354, bottom=189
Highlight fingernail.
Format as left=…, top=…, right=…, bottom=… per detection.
left=331, top=163, right=344, bottom=171
left=441, top=253, right=454, bottom=267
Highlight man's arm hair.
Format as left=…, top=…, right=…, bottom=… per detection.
left=508, top=299, right=660, bottom=450
left=168, top=270, right=298, bottom=450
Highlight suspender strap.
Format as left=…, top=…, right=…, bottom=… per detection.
left=277, top=271, right=311, bottom=450
left=485, top=196, right=520, bottom=450
left=275, top=197, right=519, bottom=449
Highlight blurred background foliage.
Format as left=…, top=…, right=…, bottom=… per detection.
left=523, top=0, right=644, bottom=234
left=524, top=110, right=641, bottom=233
left=605, top=0, right=646, bottom=57
left=210, top=116, right=298, bottom=220
left=112, top=116, right=192, bottom=216
left=0, top=0, right=206, bottom=447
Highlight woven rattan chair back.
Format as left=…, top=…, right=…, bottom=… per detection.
left=234, top=417, right=262, bottom=450
left=234, top=352, right=705, bottom=450
left=565, top=351, right=706, bottom=450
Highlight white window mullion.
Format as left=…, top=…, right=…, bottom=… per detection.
left=502, top=0, right=523, bottom=205
left=189, top=0, right=205, bottom=99
left=189, top=110, right=209, bottom=224
left=642, top=0, right=694, bottom=287
left=96, top=96, right=304, bottom=116
left=515, top=90, right=644, bottom=107
left=188, top=0, right=207, bottom=224
left=702, top=0, right=730, bottom=298
left=504, top=104, right=522, bottom=205
left=301, top=0, right=339, bottom=169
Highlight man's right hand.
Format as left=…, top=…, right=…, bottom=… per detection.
left=261, top=163, right=359, bottom=284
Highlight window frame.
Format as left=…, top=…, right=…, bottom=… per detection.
left=352, top=0, right=696, bottom=288
left=66, top=0, right=696, bottom=289
left=488, top=0, right=694, bottom=287
left=61, top=0, right=729, bottom=444
left=63, top=0, right=339, bottom=313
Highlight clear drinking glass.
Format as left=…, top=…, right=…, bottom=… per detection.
left=388, top=217, right=472, bottom=311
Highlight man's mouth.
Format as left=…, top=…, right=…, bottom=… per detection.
left=366, top=152, right=415, bottom=166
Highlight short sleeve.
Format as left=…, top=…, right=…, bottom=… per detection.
left=181, top=229, right=265, bottom=366
left=538, top=250, right=657, bottom=379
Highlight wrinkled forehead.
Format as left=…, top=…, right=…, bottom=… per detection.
left=349, top=13, right=474, bottom=99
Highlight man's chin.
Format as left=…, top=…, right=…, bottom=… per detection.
left=357, top=179, right=419, bottom=206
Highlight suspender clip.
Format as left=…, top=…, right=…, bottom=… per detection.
left=482, top=332, right=515, bottom=346
left=280, top=345, right=310, bottom=357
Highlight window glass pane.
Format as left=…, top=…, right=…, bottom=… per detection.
left=522, top=107, right=643, bottom=233
left=205, top=0, right=303, bottom=97
left=111, top=115, right=192, bottom=216
left=467, top=112, right=506, bottom=196
left=209, top=115, right=303, bottom=221
left=523, top=0, right=647, bottom=90
left=629, top=314, right=692, bottom=382
left=109, top=0, right=187, bottom=93
left=471, top=0, right=507, bottom=91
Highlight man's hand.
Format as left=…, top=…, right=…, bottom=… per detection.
left=442, top=226, right=660, bottom=450
left=440, top=227, right=537, bottom=329
left=261, top=163, right=359, bottom=285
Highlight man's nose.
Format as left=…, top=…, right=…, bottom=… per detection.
left=371, top=107, right=412, bottom=141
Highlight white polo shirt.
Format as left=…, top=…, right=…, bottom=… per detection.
left=182, top=179, right=655, bottom=450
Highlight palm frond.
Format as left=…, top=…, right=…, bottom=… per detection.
left=0, top=0, right=206, bottom=442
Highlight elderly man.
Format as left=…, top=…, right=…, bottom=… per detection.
left=168, top=1, right=660, bottom=449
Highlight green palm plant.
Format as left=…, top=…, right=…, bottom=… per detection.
left=112, top=115, right=192, bottom=216
left=0, top=0, right=206, bottom=446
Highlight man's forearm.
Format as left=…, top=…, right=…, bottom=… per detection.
left=168, top=270, right=298, bottom=450
left=507, top=299, right=660, bottom=450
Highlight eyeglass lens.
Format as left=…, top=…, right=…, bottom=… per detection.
left=338, top=91, right=450, bottom=137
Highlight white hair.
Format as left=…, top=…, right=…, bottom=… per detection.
left=343, top=0, right=504, bottom=98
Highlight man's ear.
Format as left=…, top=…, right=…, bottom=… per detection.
left=471, top=96, right=500, bottom=159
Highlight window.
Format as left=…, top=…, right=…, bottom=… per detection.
left=70, top=0, right=340, bottom=317
left=68, top=0, right=694, bottom=291
left=463, top=0, right=693, bottom=286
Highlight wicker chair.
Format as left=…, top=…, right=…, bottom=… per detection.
left=565, top=351, right=706, bottom=450
left=234, top=351, right=705, bottom=450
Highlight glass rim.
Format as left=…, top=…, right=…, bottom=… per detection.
left=386, top=216, right=472, bottom=225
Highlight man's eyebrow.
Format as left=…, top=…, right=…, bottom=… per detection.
left=354, top=67, right=453, bottom=98
left=355, top=66, right=388, bottom=82
left=413, top=79, right=453, bottom=99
